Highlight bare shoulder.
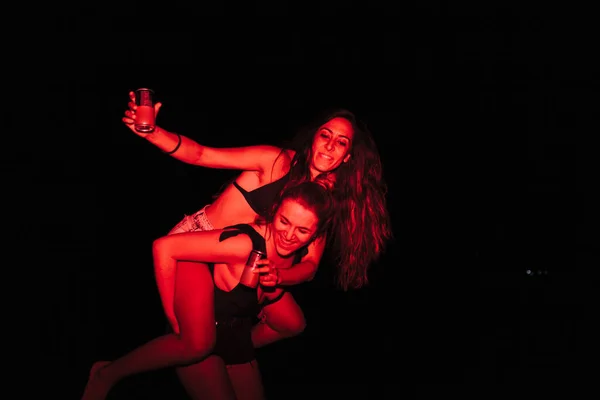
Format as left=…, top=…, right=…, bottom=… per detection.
left=285, top=149, right=296, bottom=159
left=254, top=144, right=286, bottom=159
left=247, top=223, right=267, bottom=238
left=261, top=146, right=292, bottom=182
left=238, top=144, right=286, bottom=172
left=212, top=228, right=254, bottom=260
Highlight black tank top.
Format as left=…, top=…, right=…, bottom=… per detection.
left=211, top=223, right=308, bottom=364
left=232, top=172, right=290, bottom=218
left=213, top=224, right=266, bottom=325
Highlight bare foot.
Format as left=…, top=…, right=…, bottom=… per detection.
left=81, top=361, right=111, bottom=400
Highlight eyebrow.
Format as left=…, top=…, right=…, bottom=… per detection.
left=320, top=127, right=351, bottom=141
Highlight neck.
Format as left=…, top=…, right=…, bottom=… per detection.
left=309, top=166, right=320, bottom=181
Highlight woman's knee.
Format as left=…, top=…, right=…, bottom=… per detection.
left=152, top=235, right=169, bottom=254
left=181, top=332, right=216, bottom=361
left=285, top=313, right=306, bottom=336
left=177, top=356, right=236, bottom=400
left=227, top=360, right=265, bottom=400
left=262, top=304, right=306, bottom=336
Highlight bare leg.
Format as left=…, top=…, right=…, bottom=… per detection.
left=226, top=359, right=265, bottom=400
left=156, top=210, right=212, bottom=333
left=153, top=238, right=180, bottom=334
left=176, top=355, right=237, bottom=400
left=80, top=361, right=111, bottom=400
left=251, top=291, right=306, bottom=349
left=81, top=262, right=216, bottom=400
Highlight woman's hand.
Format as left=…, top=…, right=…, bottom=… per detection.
left=122, top=91, right=162, bottom=137
left=253, top=258, right=280, bottom=287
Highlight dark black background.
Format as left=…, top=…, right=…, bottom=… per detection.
left=14, top=3, right=596, bottom=398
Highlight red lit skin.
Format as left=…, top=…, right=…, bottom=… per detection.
left=159, top=199, right=319, bottom=335
left=122, top=91, right=353, bottom=346
left=114, top=93, right=354, bottom=398
left=81, top=199, right=320, bottom=400
left=309, top=118, right=353, bottom=179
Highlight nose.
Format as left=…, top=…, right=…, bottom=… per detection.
left=283, top=229, right=296, bottom=241
left=325, top=139, right=334, bottom=151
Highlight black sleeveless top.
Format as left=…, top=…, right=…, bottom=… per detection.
left=232, top=172, right=290, bottom=218
left=211, top=223, right=308, bottom=365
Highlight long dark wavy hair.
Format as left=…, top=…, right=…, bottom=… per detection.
left=278, top=108, right=393, bottom=290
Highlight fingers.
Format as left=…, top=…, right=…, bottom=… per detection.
left=258, top=273, right=278, bottom=286
left=127, top=91, right=161, bottom=122
left=255, top=260, right=280, bottom=287
left=252, top=259, right=274, bottom=273
left=124, top=91, right=145, bottom=135
left=123, top=109, right=135, bottom=127
left=254, top=259, right=271, bottom=267
left=125, top=95, right=137, bottom=127
left=128, top=92, right=137, bottom=111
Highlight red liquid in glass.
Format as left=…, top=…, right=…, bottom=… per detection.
left=135, top=105, right=155, bottom=133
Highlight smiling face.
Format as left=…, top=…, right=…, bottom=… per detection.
left=309, top=117, right=354, bottom=178
left=271, top=198, right=319, bottom=257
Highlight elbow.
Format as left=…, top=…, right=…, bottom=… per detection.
left=152, top=236, right=176, bottom=266
left=152, top=236, right=167, bottom=258
left=306, top=262, right=319, bottom=281
left=188, top=146, right=205, bottom=166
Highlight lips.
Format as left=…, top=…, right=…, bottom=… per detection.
left=277, top=234, right=296, bottom=251
left=318, top=152, right=333, bottom=161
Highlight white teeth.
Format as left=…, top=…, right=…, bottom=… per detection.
left=278, top=235, right=294, bottom=248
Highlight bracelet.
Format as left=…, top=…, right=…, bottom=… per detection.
left=164, top=133, right=182, bottom=155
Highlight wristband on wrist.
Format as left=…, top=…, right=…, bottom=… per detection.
left=164, top=133, right=182, bottom=155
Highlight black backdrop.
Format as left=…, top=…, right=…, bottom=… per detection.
left=16, top=4, right=596, bottom=398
